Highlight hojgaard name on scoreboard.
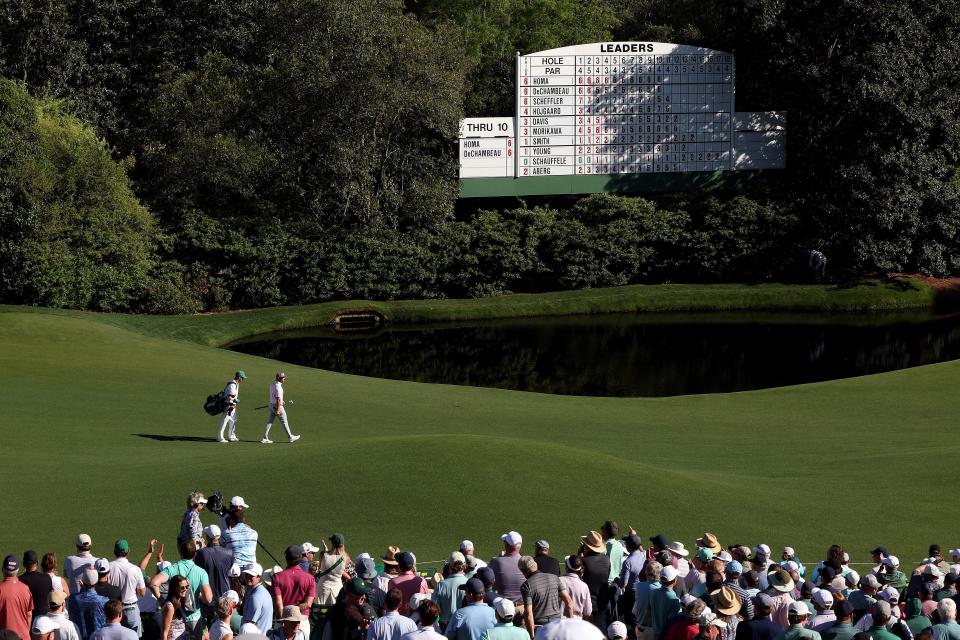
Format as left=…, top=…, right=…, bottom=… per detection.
left=458, top=42, right=785, bottom=187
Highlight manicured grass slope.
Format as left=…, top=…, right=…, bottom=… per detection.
left=0, top=282, right=953, bottom=569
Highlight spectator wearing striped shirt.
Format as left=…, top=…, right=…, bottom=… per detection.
left=723, top=561, right=755, bottom=620
left=221, top=498, right=258, bottom=567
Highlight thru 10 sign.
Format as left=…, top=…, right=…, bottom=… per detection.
left=517, top=42, right=734, bottom=178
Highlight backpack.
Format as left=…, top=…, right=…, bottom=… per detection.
left=204, top=391, right=227, bottom=416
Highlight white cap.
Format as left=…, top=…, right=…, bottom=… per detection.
left=95, top=558, right=110, bottom=573
left=156, top=561, right=171, bottom=572
left=224, top=590, right=240, bottom=604
left=782, top=560, right=799, bottom=573
left=228, top=563, right=241, bottom=577
left=949, top=548, right=960, bottom=559
left=230, top=496, right=249, bottom=509
left=717, top=551, right=733, bottom=562
left=660, top=566, right=678, bottom=582
left=196, top=496, right=208, bottom=504
left=680, top=594, right=697, bottom=607
left=242, top=562, right=263, bottom=577
left=302, top=542, right=320, bottom=554
left=32, top=617, right=61, bottom=634
left=494, top=597, right=516, bottom=619
left=76, top=533, right=92, bottom=547
left=788, top=601, right=809, bottom=616
left=879, top=586, right=899, bottom=603
left=535, top=619, right=604, bottom=640
left=501, top=531, right=522, bottom=547
left=449, top=551, right=466, bottom=565
left=882, top=555, right=900, bottom=568
left=845, top=570, right=861, bottom=586
left=239, top=623, right=261, bottom=635
left=607, top=621, right=628, bottom=640
left=923, top=564, right=944, bottom=577
left=203, top=525, right=221, bottom=539
left=460, top=540, right=475, bottom=552
left=783, top=547, right=795, bottom=557
left=753, top=544, right=771, bottom=556
left=409, top=593, right=430, bottom=611
left=813, top=590, right=834, bottom=607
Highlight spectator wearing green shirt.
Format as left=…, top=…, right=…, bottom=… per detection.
left=432, top=553, right=468, bottom=627
left=821, top=601, right=856, bottom=640
left=602, top=522, right=624, bottom=585
left=772, top=601, right=822, bottom=640
left=863, top=602, right=899, bottom=640
left=878, top=557, right=908, bottom=599
left=935, top=574, right=958, bottom=603
left=903, top=598, right=932, bottom=637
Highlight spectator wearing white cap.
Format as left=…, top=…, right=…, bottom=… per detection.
left=806, top=590, right=836, bottom=632
left=781, top=549, right=806, bottom=579
left=65, top=535, right=96, bottom=596
left=773, top=601, right=821, bottom=640
left=299, top=543, right=320, bottom=575
left=41, top=591, right=79, bottom=640
left=489, top=532, right=525, bottom=603
left=930, top=599, right=960, bottom=640
left=32, top=615, right=61, bottom=640
left=179, top=493, right=208, bottom=549
left=94, top=559, right=121, bottom=603
left=606, top=620, right=627, bottom=640
left=534, top=542, right=560, bottom=578
left=948, top=549, right=960, bottom=577
left=195, top=526, right=234, bottom=601
left=368, top=588, right=417, bottom=640
left=461, top=542, right=487, bottom=571
left=240, top=563, right=272, bottom=635
left=559, top=557, right=592, bottom=621
left=432, top=552, right=469, bottom=627
left=479, top=598, right=525, bottom=639
left=532, top=618, right=604, bottom=640
left=846, top=574, right=880, bottom=621
left=649, top=566, right=682, bottom=639
left=68, top=568, right=108, bottom=640
left=877, top=556, right=907, bottom=598
left=221, top=498, right=258, bottom=568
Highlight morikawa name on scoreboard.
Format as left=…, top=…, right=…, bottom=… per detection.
left=458, top=42, right=786, bottom=186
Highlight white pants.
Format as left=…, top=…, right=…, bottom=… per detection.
left=264, top=406, right=292, bottom=439
left=218, top=407, right=237, bottom=440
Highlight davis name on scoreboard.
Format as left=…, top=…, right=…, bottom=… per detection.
left=458, top=42, right=785, bottom=196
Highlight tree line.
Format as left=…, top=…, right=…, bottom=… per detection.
left=0, top=0, right=958, bottom=312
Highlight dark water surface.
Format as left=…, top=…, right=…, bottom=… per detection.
left=228, top=311, right=960, bottom=396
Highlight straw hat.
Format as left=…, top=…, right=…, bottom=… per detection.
left=710, top=586, right=742, bottom=616
left=580, top=531, right=605, bottom=554
left=696, top=533, right=722, bottom=555
left=382, top=546, right=400, bottom=566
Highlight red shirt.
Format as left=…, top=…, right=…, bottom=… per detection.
left=665, top=619, right=699, bottom=640
left=271, top=566, right=316, bottom=615
left=0, top=577, right=34, bottom=640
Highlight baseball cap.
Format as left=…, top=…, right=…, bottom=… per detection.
left=235, top=370, right=247, bottom=379
left=329, top=533, right=345, bottom=547
left=355, top=557, right=377, bottom=580
left=494, top=597, right=516, bottom=619
left=395, top=551, right=415, bottom=569
left=836, top=600, right=854, bottom=617
left=753, top=593, right=774, bottom=609
left=224, top=590, right=240, bottom=605
left=949, top=548, right=960, bottom=559
left=242, top=563, right=263, bottom=577
left=783, top=546, right=795, bottom=556
left=536, top=540, right=550, bottom=551
left=2, top=555, right=19, bottom=573
left=923, top=564, right=943, bottom=577
left=464, top=577, right=485, bottom=595
left=478, top=566, right=496, bottom=585
left=535, top=619, right=605, bottom=640
left=22, top=550, right=38, bottom=566
left=501, top=531, right=522, bottom=546
left=285, top=545, right=303, bottom=563
left=49, top=591, right=67, bottom=607
left=76, top=533, right=92, bottom=547
left=788, top=601, right=809, bottom=616
left=302, top=542, right=320, bottom=554
left=845, top=570, right=861, bottom=586
left=820, top=566, right=836, bottom=581
left=882, top=555, right=900, bottom=568
left=95, top=558, right=110, bottom=574
left=879, top=587, right=899, bottom=603
left=518, top=556, right=537, bottom=573
left=449, top=551, right=466, bottom=565
left=660, top=566, right=678, bottom=582
left=726, top=560, right=743, bottom=575
left=717, top=551, right=733, bottom=562
left=459, top=540, right=474, bottom=552
left=813, top=590, right=834, bottom=608
left=114, top=539, right=129, bottom=554
left=230, top=496, right=249, bottom=509
left=625, top=534, right=643, bottom=549
left=607, top=621, right=628, bottom=640
left=81, top=567, right=98, bottom=586
left=344, top=577, right=371, bottom=595
left=31, top=617, right=60, bottom=635
left=874, top=601, right=892, bottom=618
left=862, top=574, right=881, bottom=589
left=696, top=548, right=714, bottom=562
left=157, top=561, right=172, bottom=572
left=204, top=525, right=221, bottom=539
left=753, top=544, right=771, bottom=557
left=276, top=371, right=287, bottom=379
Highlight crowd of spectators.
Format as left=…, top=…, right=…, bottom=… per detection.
left=2, top=496, right=960, bottom=640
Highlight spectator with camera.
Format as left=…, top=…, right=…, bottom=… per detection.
left=220, top=498, right=258, bottom=568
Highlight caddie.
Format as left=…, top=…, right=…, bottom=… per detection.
left=217, top=371, right=246, bottom=443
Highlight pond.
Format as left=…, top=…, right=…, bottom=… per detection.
left=228, top=311, right=960, bottom=397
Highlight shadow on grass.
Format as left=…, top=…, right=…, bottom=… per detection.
left=135, top=433, right=221, bottom=443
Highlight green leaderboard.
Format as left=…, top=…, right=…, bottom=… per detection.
left=459, top=170, right=766, bottom=198
left=458, top=42, right=785, bottom=198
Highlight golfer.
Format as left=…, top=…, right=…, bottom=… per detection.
left=217, top=371, right=246, bottom=443
left=262, top=372, right=300, bottom=444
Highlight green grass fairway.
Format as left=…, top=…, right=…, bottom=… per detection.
left=1, top=280, right=955, bottom=571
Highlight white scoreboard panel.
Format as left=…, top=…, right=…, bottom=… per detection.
left=459, top=117, right=515, bottom=178
left=517, top=43, right=734, bottom=177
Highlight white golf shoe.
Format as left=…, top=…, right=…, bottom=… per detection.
left=289, top=435, right=301, bottom=443
left=260, top=438, right=273, bottom=444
